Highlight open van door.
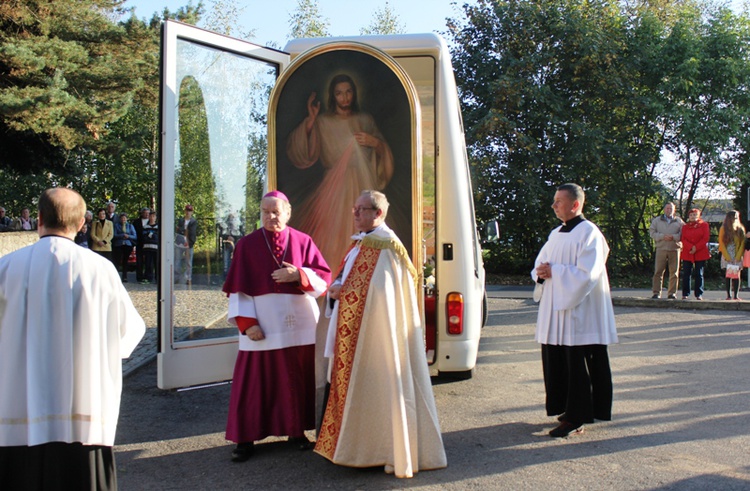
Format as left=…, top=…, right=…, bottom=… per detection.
left=157, top=20, right=289, bottom=389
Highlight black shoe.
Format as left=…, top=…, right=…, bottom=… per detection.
left=668, top=294, right=676, bottom=299
left=557, top=413, right=567, bottom=422
left=549, top=421, right=584, bottom=438
left=231, top=443, right=254, bottom=462
left=289, top=436, right=314, bottom=450
left=651, top=294, right=660, bottom=299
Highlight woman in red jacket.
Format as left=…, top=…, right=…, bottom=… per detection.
left=680, top=208, right=711, bottom=300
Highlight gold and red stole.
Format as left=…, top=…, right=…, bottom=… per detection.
left=315, top=234, right=417, bottom=460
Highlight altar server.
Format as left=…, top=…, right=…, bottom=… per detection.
left=531, top=183, right=618, bottom=438
left=0, top=187, right=145, bottom=490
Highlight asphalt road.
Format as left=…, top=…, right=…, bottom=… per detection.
left=115, top=297, right=750, bottom=490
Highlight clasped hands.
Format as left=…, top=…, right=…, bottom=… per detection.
left=536, top=262, right=552, bottom=280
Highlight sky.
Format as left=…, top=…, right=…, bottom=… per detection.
left=124, top=0, right=749, bottom=49
left=124, top=0, right=474, bottom=47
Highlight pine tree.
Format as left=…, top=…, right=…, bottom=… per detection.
left=0, top=0, right=145, bottom=174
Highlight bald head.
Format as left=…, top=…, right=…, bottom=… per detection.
left=38, top=188, right=87, bottom=239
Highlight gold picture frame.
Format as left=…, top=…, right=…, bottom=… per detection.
left=267, top=41, right=422, bottom=270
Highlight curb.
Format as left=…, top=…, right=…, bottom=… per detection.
left=612, top=296, right=750, bottom=311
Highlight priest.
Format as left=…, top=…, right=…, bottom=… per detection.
left=0, top=188, right=146, bottom=490
left=315, top=190, right=447, bottom=478
left=531, top=183, right=618, bottom=438
left=222, top=191, right=331, bottom=462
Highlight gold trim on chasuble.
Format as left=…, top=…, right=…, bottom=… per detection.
left=315, top=244, right=380, bottom=459
left=314, top=235, right=419, bottom=460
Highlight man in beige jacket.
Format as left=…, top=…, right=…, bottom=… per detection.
left=649, top=202, right=684, bottom=299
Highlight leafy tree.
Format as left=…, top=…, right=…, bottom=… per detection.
left=658, top=7, right=750, bottom=213
left=70, top=13, right=162, bottom=212
left=449, top=0, right=673, bottom=273
left=203, top=0, right=255, bottom=40
left=245, top=132, right=266, bottom=231
left=78, top=4, right=203, bottom=213
left=361, top=2, right=406, bottom=35
left=289, top=0, right=330, bottom=39
left=0, top=167, right=50, bottom=218
left=0, top=0, right=143, bottom=175
left=0, top=1, right=204, bottom=216
left=175, top=76, right=216, bottom=249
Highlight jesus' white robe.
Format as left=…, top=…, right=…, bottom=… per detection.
left=0, top=236, right=145, bottom=447
left=286, top=112, right=394, bottom=268
left=316, top=224, right=447, bottom=478
left=531, top=219, right=617, bottom=346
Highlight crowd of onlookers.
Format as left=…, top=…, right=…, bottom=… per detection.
left=5, top=199, right=748, bottom=297
left=3, top=199, right=248, bottom=288
left=2, top=201, right=159, bottom=284
left=650, top=204, right=750, bottom=301
left=0, top=206, right=38, bottom=232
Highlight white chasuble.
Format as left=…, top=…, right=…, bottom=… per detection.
left=228, top=266, right=328, bottom=351
left=285, top=112, right=394, bottom=271
left=316, top=224, right=447, bottom=478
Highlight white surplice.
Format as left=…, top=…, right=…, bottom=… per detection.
left=318, top=224, right=447, bottom=478
left=531, top=220, right=618, bottom=346
left=0, top=236, right=145, bottom=447
left=228, top=266, right=329, bottom=351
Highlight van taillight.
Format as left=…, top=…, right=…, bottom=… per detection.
left=446, top=292, right=464, bottom=335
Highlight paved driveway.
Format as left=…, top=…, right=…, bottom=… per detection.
left=116, top=297, right=750, bottom=490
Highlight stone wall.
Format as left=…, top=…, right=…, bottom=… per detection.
left=0, top=232, right=39, bottom=258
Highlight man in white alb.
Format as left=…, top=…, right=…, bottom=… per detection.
left=531, top=183, right=618, bottom=438
left=0, top=188, right=145, bottom=490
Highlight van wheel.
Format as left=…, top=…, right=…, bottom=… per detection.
left=437, top=368, right=474, bottom=381
left=481, top=291, right=488, bottom=327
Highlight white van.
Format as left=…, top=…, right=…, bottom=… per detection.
left=157, top=20, right=485, bottom=389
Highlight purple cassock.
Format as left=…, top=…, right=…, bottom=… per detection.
left=222, top=226, right=331, bottom=444
left=223, top=226, right=331, bottom=297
